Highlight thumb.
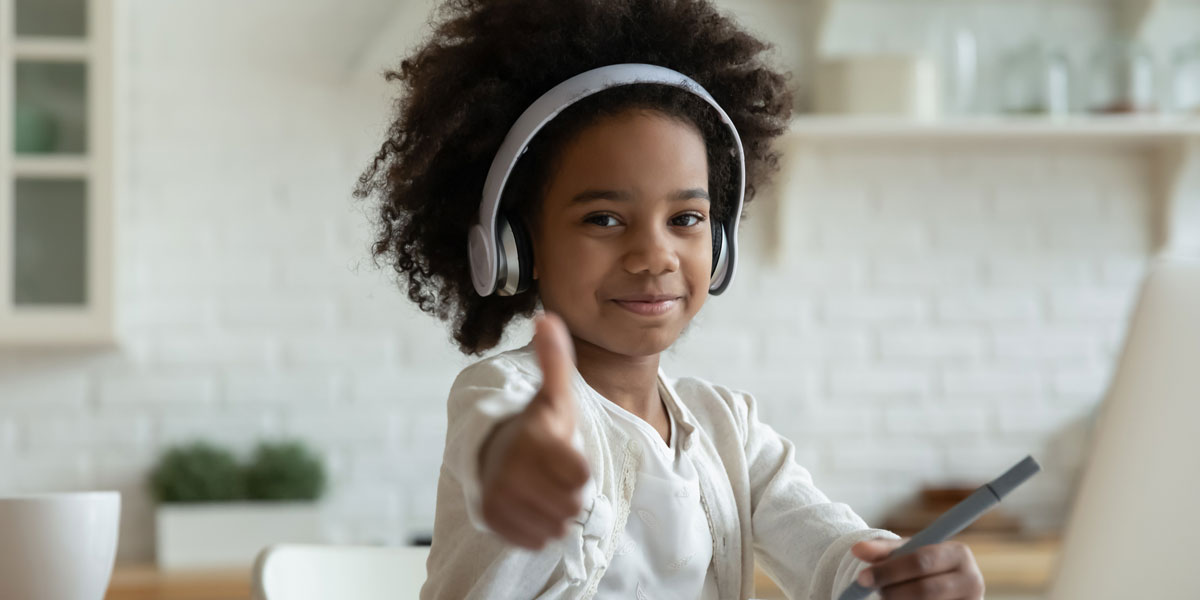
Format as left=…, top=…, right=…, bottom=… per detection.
left=530, top=312, right=577, bottom=421
left=851, top=537, right=908, bottom=563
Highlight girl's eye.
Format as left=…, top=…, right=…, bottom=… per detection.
left=583, top=213, right=621, bottom=227
left=672, top=212, right=706, bottom=227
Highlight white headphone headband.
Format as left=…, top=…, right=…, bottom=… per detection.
left=467, top=63, right=746, bottom=297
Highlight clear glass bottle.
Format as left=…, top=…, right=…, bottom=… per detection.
left=1170, top=40, right=1200, bottom=115
left=1086, top=37, right=1158, bottom=114
left=934, top=0, right=981, bottom=116
left=999, top=40, right=1074, bottom=116
left=997, top=0, right=1073, bottom=116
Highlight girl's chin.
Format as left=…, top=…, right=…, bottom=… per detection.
left=593, top=322, right=683, bottom=357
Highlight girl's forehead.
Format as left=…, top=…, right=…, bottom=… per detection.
left=548, top=112, right=708, bottom=183
left=570, top=108, right=704, bottom=146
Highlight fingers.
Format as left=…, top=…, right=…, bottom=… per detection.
left=857, top=541, right=973, bottom=592
left=538, top=441, right=591, bottom=490
left=851, top=537, right=908, bottom=562
left=512, top=477, right=584, bottom=523
left=480, top=428, right=590, bottom=550
left=481, top=467, right=582, bottom=550
left=483, top=501, right=558, bottom=550
left=869, top=568, right=985, bottom=600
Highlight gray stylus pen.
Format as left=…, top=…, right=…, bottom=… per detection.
left=836, top=455, right=1041, bottom=600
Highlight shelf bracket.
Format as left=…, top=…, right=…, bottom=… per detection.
left=1157, top=137, right=1200, bottom=258
left=766, top=136, right=821, bottom=265
left=1116, top=0, right=1162, bottom=38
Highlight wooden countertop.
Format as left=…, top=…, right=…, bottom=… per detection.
left=106, top=534, right=1060, bottom=600
left=106, top=565, right=253, bottom=600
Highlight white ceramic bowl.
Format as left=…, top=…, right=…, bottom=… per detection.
left=0, top=491, right=121, bottom=600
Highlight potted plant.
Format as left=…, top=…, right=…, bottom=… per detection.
left=152, top=440, right=328, bottom=570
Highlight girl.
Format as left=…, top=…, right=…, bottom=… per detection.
left=355, top=1, right=986, bottom=598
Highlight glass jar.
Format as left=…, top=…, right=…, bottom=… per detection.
left=1170, top=40, right=1200, bottom=115
left=999, top=40, right=1073, bottom=116
left=1086, top=37, right=1157, bottom=114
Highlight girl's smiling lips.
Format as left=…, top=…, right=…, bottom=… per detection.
left=610, top=293, right=683, bottom=316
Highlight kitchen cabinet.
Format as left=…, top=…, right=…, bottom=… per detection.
left=0, top=0, right=114, bottom=344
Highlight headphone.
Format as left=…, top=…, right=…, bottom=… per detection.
left=467, top=63, right=746, bottom=297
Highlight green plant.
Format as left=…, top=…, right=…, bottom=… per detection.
left=150, top=441, right=245, bottom=503
left=244, top=440, right=327, bottom=501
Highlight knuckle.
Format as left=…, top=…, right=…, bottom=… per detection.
left=915, top=548, right=937, bottom=573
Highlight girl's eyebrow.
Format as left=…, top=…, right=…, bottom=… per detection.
left=570, top=188, right=710, bottom=204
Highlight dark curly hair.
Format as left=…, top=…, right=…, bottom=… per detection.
left=354, top=0, right=794, bottom=356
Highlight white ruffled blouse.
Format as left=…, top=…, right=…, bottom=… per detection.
left=594, top=389, right=720, bottom=600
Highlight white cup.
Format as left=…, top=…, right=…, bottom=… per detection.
left=0, top=491, right=121, bottom=600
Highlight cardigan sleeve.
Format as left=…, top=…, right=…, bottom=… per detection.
left=728, top=387, right=901, bottom=600
left=442, top=354, right=542, bottom=533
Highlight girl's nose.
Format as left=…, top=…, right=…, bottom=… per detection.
left=621, top=225, right=680, bottom=275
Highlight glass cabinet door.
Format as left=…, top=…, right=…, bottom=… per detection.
left=12, top=178, right=88, bottom=306
left=1, top=0, right=112, bottom=343
left=14, top=61, right=88, bottom=155
left=15, top=0, right=87, bottom=38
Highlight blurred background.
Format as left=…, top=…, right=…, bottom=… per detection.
left=2, top=0, right=1198, bottom=598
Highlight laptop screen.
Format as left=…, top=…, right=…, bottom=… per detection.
left=1048, top=255, right=1200, bottom=599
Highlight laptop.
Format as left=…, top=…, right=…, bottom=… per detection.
left=1046, top=254, right=1200, bottom=599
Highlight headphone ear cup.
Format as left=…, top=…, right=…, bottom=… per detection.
left=504, top=213, right=535, bottom=294
left=710, top=217, right=724, bottom=277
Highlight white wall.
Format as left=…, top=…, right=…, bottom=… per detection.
left=0, top=0, right=1178, bottom=561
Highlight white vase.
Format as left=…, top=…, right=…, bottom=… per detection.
left=155, top=502, right=323, bottom=570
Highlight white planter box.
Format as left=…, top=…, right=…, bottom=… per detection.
left=156, top=502, right=324, bottom=570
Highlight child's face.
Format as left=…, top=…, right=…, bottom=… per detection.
left=532, top=108, right=712, bottom=358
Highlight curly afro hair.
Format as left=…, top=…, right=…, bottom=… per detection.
left=354, top=0, right=794, bottom=356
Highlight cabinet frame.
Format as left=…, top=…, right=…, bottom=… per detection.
left=0, top=0, right=114, bottom=345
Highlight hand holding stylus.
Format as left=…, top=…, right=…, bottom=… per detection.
left=849, top=537, right=984, bottom=599
left=838, top=455, right=1041, bottom=600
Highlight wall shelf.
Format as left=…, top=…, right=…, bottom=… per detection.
left=784, top=115, right=1200, bottom=145
left=770, top=115, right=1200, bottom=262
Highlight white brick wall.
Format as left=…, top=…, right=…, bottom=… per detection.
left=0, top=0, right=1172, bottom=561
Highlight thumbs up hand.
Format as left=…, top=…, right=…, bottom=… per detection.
left=477, top=312, right=591, bottom=549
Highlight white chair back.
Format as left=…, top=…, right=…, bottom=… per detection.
left=252, top=544, right=430, bottom=600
